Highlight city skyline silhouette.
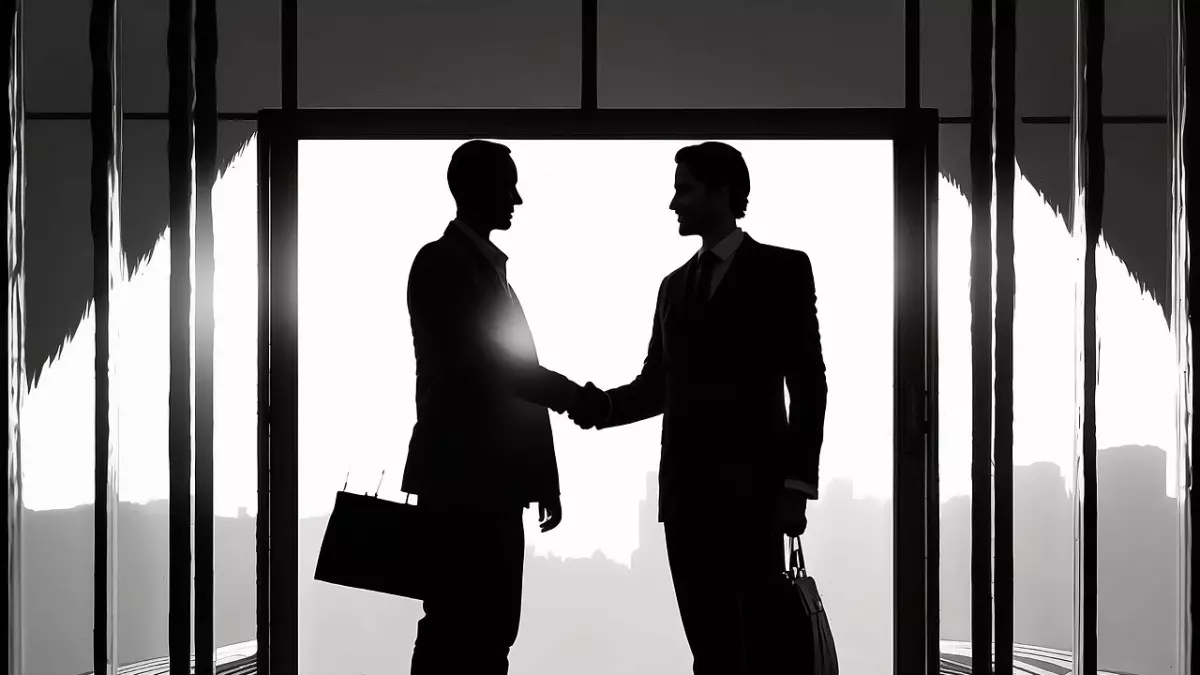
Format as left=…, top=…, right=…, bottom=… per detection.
left=20, top=445, right=1181, bottom=675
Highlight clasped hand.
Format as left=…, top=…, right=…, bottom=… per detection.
left=560, top=380, right=808, bottom=537
left=567, top=382, right=609, bottom=429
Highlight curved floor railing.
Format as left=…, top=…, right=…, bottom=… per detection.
left=74, top=640, right=257, bottom=675
left=79, top=639, right=1143, bottom=675
left=939, top=640, right=1138, bottom=675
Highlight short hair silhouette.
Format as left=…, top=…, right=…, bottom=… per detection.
left=447, top=139, right=514, bottom=207
left=674, top=142, right=751, bottom=219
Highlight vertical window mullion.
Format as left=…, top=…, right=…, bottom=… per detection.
left=167, top=0, right=195, bottom=672
left=5, top=0, right=24, bottom=672
left=970, top=0, right=996, bottom=670
left=89, top=0, right=121, bottom=671
left=994, top=0, right=1016, bottom=671
left=194, top=0, right=216, bottom=669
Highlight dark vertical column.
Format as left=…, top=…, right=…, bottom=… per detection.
left=582, top=0, right=597, bottom=111
left=255, top=127, right=271, bottom=675
left=908, top=0, right=932, bottom=667
left=3, top=0, right=22, bottom=672
left=168, top=0, right=195, bottom=672
left=268, top=122, right=299, bottom=675
left=273, top=0, right=299, bottom=670
left=194, top=0, right=216, bottom=669
left=1080, top=0, right=1102, bottom=672
left=905, top=0, right=930, bottom=664
left=970, top=0, right=995, bottom=671
left=993, top=0, right=1016, bottom=673
left=895, top=112, right=932, bottom=675
left=905, top=0, right=920, bottom=109
left=90, top=0, right=120, bottom=672
left=1181, top=0, right=1196, bottom=669
left=924, top=112, right=941, bottom=675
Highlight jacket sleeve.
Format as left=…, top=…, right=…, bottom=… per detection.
left=782, top=251, right=827, bottom=498
left=407, top=246, right=579, bottom=413
left=597, top=277, right=668, bottom=428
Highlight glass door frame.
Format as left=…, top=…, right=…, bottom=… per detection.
left=256, top=106, right=940, bottom=675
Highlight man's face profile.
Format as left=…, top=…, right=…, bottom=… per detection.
left=467, top=155, right=522, bottom=231
left=670, top=162, right=727, bottom=238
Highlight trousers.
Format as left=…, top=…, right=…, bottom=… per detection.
left=664, top=516, right=788, bottom=675
left=409, top=500, right=526, bottom=675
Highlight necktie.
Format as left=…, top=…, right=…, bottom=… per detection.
left=694, top=250, right=719, bottom=304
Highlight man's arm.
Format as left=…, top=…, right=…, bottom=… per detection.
left=595, top=277, right=669, bottom=428
left=503, top=295, right=583, bottom=414
left=782, top=251, right=827, bottom=499
left=408, top=247, right=580, bottom=412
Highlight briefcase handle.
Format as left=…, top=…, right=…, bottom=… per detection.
left=788, top=535, right=808, bottom=578
left=342, top=468, right=412, bottom=503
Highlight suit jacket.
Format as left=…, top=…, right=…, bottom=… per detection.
left=598, top=233, right=828, bottom=523
left=402, top=223, right=576, bottom=508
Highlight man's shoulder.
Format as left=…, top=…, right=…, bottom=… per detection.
left=666, top=257, right=692, bottom=281
left=744, top=241, right=816, bottom=295
left=656, top=257, right=693, bottom=296
left=748, top=237, right=810, bottom=265
left=410, top=235, right=463, bottom=273
left=417, top=234, right=452, bottom=257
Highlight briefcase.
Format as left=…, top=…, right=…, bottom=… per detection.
left=781, top=535, right=839, bottom=675
left=313, top=485, right=437, bottom=601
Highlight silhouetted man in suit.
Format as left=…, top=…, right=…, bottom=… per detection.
left=403, top=139, right=585, bottom=675
left=569, top=142, right=827, bottom=674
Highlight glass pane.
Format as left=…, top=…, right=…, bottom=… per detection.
left=25, top=1, right=89, bottom=112
left=297, top=0, right=579, bottom=108
left=1013, top=124, right=1076, bottom=659
left=122, top=0, right=169, bottom=114
left=1010, top=1, right=1077, bottom=663
left=115, top=121, right=173, bottom=668
left=296, top=138, right=895, bottom=675
left=1016, top=0, right=1075, bottom=120
left=22, top=121, right=95, bottom=675
left=1095, top=125, right=1181, bottom=675
left=921, top=0, right=970, bottom=117
left=211, top=122, right=260, bottom=664
left=935, top=124, right=974, bottom=669
left=123, top=0, right=281, bottom=115
left=600, top=1, right=904, bottom=108
left=217, top=0, right=280, bottom=113
left=1103, top=0, right=1170, bottom=116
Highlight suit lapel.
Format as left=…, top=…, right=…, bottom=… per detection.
left=665, top=259, right=695, bottom=321
left=707, top=234, right=758, bottom=309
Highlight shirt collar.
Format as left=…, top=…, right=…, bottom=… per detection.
left=697, top=227, right=745, bottom=262
left=452, top=219, right=509, bottom=271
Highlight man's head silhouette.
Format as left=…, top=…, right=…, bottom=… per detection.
left=447, top=139, right=524, bottom=237
left=669, top=142, right=750, bottom=242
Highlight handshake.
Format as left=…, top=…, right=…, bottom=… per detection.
left=566, top=382, right=611, bottom=429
